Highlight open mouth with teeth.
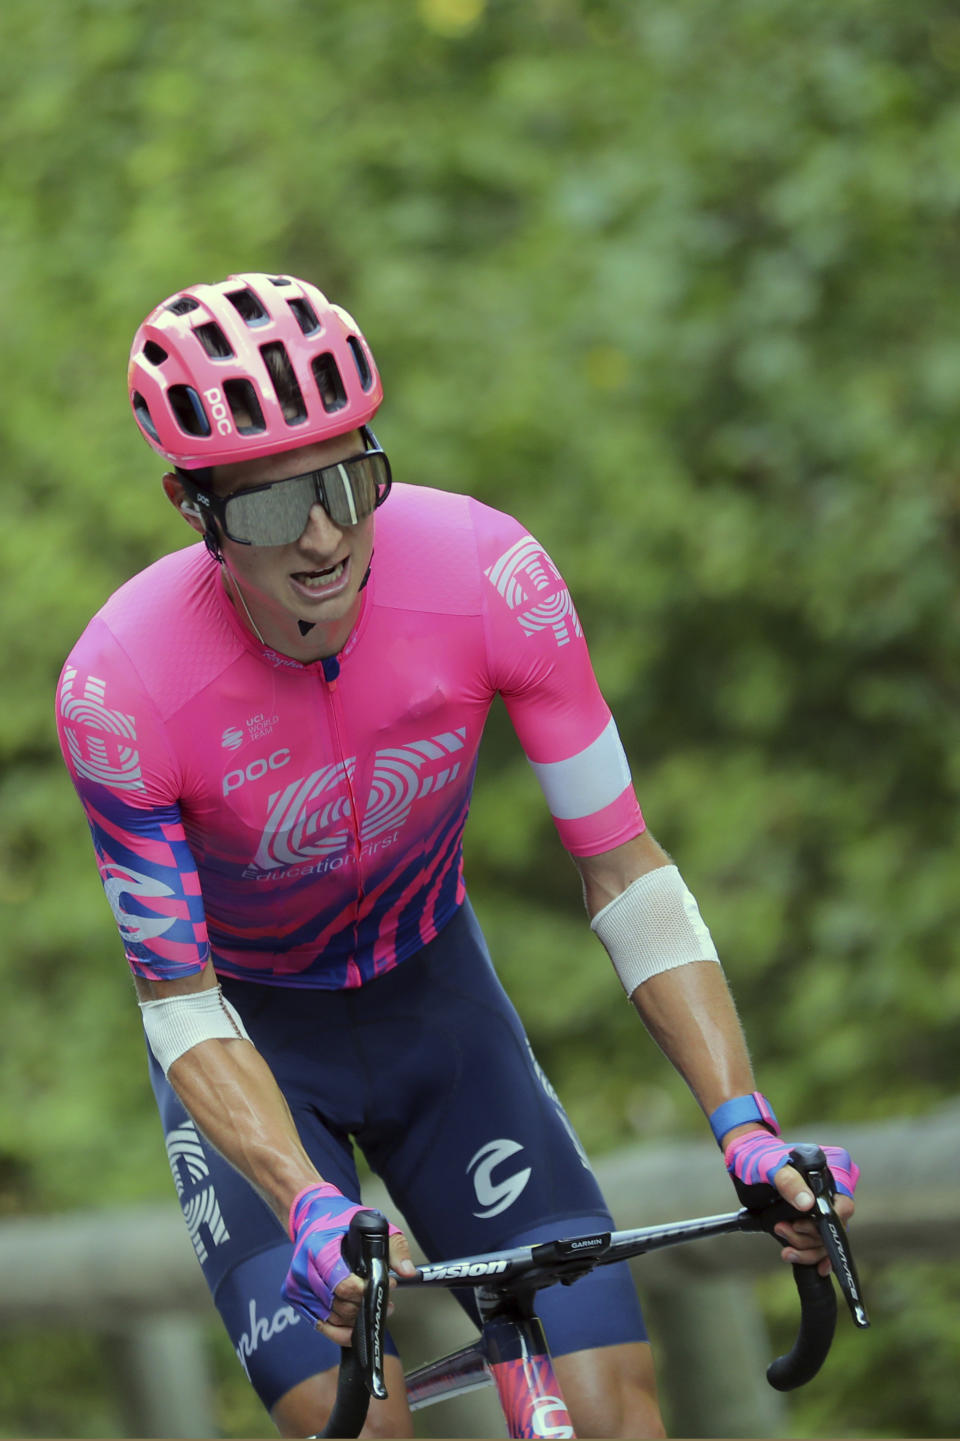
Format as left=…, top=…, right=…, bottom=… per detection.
left=291, top=559, right=347, bottom=591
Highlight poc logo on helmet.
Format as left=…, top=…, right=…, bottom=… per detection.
left=223, top=749, right=291, bottom=795
left=204, top=387, right=233, bottom=437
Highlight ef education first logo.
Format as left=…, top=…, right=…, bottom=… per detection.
left=59, top=668, right=144, bottom=792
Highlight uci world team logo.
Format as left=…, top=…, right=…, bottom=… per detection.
left=468, top=1139, right=531, bottom=1219
left=250, top=728, right=466, bottom=872
left=58, top=667, right=144, bottom=792
left=485, top=536, right=582, bottom=649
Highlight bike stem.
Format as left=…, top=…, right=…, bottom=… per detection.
left=478, top=1285, right=576, bottom=1440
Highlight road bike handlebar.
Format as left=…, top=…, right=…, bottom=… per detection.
left=738, top=1143, right=869, bottom=1391
left=312, top=1210, right=390, bottom=1439
left=313, top=1146, right=868, bottom=1435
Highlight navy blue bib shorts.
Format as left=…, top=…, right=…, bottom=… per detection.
left=149, top=899, right=647, bottom=1409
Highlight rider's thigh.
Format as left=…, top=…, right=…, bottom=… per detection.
left=270, top=1354, right=414, bottom=1439
left=553, top=1341, right=666, bottom=1441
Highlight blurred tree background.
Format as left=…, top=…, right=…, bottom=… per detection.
left=1, top=0, right=958, bottom=1435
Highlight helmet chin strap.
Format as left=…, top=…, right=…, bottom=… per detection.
left=202, top=519, right=223, bottom=564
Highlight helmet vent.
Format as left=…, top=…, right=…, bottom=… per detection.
left=166, top=297, right=200, bottom=315
left=347, top=336, right=373, bottom=391
left=168, top=385, right=212, bottom=437
left=194, top=322, right=235, bottom=359
left=269, top=276, right=293, bottom=287
left=260, top=342, right=306, bottom=424
left=288, top=297, right=321, bottom=335
left=223, top=379, right=266, bottom=434
left=311, top=354, right=347, bottom=413
left=226, top=288, right=269, bottom=325
left=132, top=392, right=160, bottom=441
left=142, top=341, right=168, bottom=366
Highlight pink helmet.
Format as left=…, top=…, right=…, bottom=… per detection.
left=128, top=272, right=383, bottom=468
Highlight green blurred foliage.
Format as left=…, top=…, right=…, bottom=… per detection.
left=1, top=0, right=959, bottom=1434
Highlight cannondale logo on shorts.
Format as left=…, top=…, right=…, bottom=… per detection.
left=485, top=537, right=583, bottom=648
left=165, top=1121, right=230, bottom=1264
left=468, top=1139, right=532, bottom=1219
left=250, top=728, right=466, bottom=872
left=58, top=667, right=144, bottom=791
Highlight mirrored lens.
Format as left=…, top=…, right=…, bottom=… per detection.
left=225, top=474, right=317, bottom=546
left=321, top=454, right=381, bottom=527
left=222, top=452, right=387, bottom=545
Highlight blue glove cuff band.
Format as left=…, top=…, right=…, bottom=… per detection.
left=709, top=1091, right=780, bottom=1146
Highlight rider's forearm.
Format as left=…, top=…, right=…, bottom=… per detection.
left=629, top=960, right=759, bottom=1133
left=167, top=1037, right=323, bottom=1227
left=576, top=835, right=765, bottom=1143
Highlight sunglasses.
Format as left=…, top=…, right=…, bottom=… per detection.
left=183, top=429, right=392, bottom=546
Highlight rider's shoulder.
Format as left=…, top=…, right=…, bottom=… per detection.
left=375, top=483, right=530, bottom=615
left=92, top=545, right=217, bottom=632
left=385, top=481, right=524, bottom=535
left=65, top=544, right=229, bottom=679
left=379, top=483, right=530, bottom=565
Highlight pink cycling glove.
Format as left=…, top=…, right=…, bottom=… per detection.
left=725, top=1129, right=860, bottom=1199
left=282, top=1182, right=402, bottom=1328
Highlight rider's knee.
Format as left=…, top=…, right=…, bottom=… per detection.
left=357, top=1396, right=415, bottom=1439
left=555, top=1340, right=666, bottom=1440
left=270, top=1358, right=413, bottom=1439
left=579, top=1382, right=666, bottom=1441
left=584, top=1383, right=666, bottom=1441
left=620, top=1382, right=667, bottom=1441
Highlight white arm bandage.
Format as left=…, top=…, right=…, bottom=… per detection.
left=139, top=986, right=252, bottom=1077
left=590, top=863, right=721, bottom=999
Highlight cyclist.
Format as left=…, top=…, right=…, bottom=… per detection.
left=57, top=272, right=858, bottom=1439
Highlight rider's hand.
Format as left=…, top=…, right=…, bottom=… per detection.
left=724, top=1130, right=859, bottom=1277
left=282, top=1182, right=414, bottom=1344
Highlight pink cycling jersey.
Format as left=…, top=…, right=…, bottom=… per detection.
left=57, top=484, right=645, bottom=988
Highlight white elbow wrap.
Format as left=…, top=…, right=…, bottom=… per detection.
left=590, top=864, right=721, bottom=998
left=139, top=986, right=251, bottom=1077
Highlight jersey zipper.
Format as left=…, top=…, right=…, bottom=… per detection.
left=319, top=657, right=365, bottom=966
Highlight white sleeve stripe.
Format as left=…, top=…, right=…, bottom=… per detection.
left=527, top=716, right=632, bottom=820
